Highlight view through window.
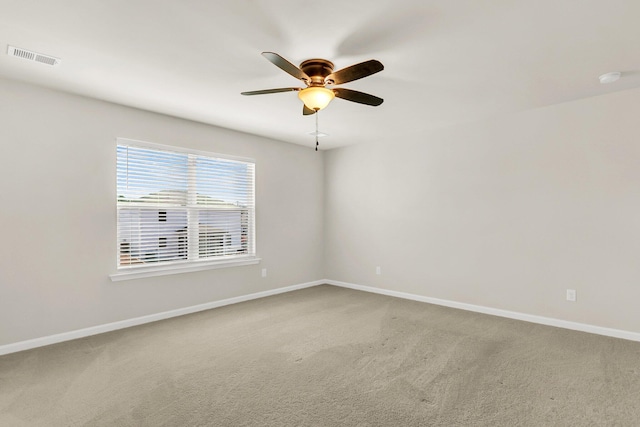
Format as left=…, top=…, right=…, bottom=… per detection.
left=117, top=139, right=255, bottom=269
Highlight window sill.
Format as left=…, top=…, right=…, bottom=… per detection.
left=109, top=256, right=261, bottom=282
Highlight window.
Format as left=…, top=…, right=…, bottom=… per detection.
left=115, top=138, right=256, bottom=277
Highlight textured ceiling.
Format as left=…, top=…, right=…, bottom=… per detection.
left=1, top=0, right=639, bottom=149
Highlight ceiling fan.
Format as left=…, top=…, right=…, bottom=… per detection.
left=241, top=52, right=384, bottom=115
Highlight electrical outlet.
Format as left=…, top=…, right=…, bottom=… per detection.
left=566, top=289, right=577, bottom=302
left=261, top=268, right=267, bottom=278
left=376, top=266, right=381, bottom=275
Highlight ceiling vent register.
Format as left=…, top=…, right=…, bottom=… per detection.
left=7, top=45, right=60, bottom=66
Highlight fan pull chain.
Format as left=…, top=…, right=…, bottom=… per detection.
left=315, top=109, right=319, bottom=151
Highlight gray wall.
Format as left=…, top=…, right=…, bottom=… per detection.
left=3, top=74, right=639, bottom=347
left=324, top=87, right=640, bottom=333
left=0, top=78, right=324, bottom=346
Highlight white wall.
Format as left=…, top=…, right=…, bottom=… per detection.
left=3, top=74, right=639, bottom=347
left=325, top=87, right=640, bottom=333
left=0, top=78, right=324, bottom=346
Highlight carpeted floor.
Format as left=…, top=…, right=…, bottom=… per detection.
left=1, top=284, right=640, bottom=426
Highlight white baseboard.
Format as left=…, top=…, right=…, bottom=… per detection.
left=326, top=279, right=640, bottom=343
left=4, top=278, right=638, bottom=356
left=0, top=280, right=324, bottom=356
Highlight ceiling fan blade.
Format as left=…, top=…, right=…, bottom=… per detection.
left=262, top=52, right=310, bottom=83
left=303, top=105, right=316, bottom=115
left=325, top=59, right=384, bottom=85
left=241, top=87, right=300, bottom=96
left=333, top=88, right=384, bottom=106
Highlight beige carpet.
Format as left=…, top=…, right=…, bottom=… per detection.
left=1, top=284, right=640, bottom=426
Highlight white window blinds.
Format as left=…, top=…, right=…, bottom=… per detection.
left=117, top=139, right=255, bottom=269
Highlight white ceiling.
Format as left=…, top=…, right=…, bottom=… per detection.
left=1, top=0, right=639, bottom=150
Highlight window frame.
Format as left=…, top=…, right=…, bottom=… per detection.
left=110, top=138, right=259, bottom=282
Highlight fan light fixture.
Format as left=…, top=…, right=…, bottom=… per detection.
left=298, top=87, right=335, bottom=111
left=241, top=52, right=384, bottom=150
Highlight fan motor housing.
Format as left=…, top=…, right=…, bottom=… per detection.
left=300, top=59, right=334, bottom=85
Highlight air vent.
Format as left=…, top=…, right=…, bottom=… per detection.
left=7, top=45, right=60, bottom=66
